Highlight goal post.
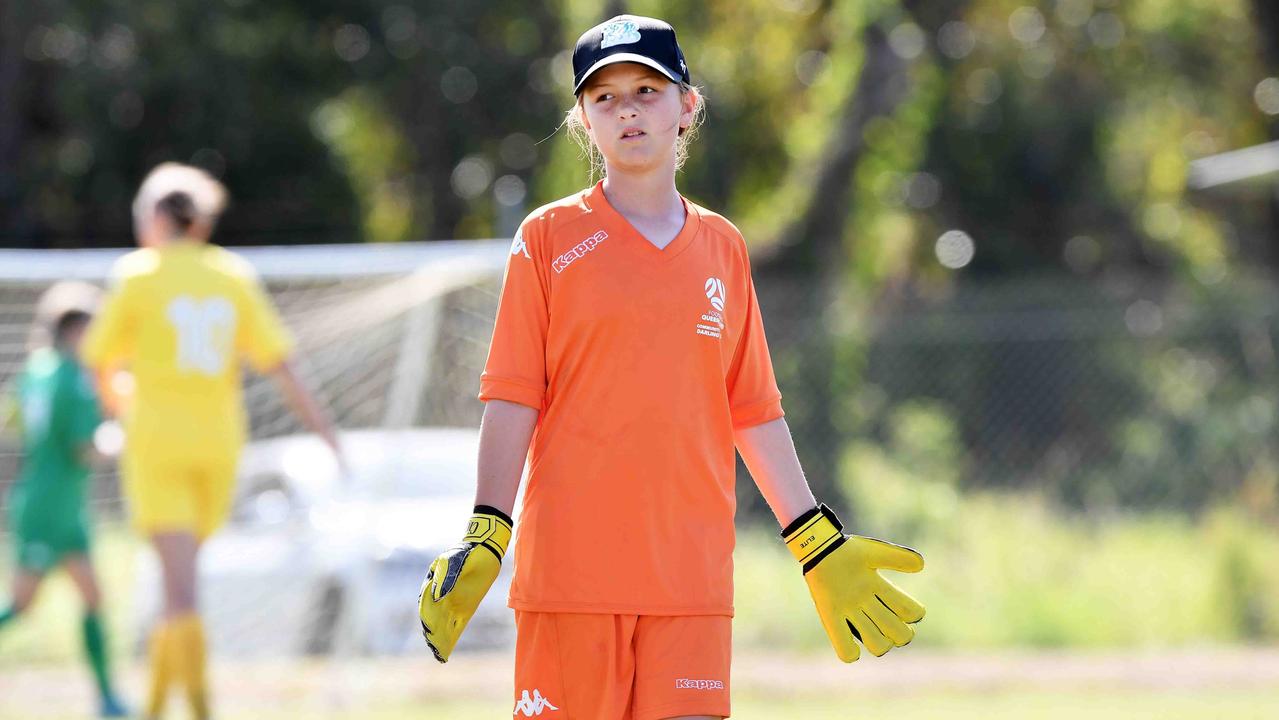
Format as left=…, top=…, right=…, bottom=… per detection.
left=0, top=239, right=510, bottom=518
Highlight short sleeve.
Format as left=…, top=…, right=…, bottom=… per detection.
left=726, top=270, right=784, bottom=428
left=236, top=272, right=294, bottom=372
left=478, top=223, right=550, bottom=410
left=80, top=276, right=135, bottom=368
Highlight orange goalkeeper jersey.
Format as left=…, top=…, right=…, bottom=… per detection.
left=480, top=181, right=784, bottom=616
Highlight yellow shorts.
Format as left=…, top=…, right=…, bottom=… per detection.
left=122, top=447, right=240, bottom=539
left=514, top=612, right=731, bottom=720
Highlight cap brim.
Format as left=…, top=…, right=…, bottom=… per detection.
left=574, top=53, right=682, bottom=94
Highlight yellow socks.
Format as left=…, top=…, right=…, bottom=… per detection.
left=145, top=621, right=172, bottom=719
left=172, top=613, right=210, bottom=719
left=148, top=613, right=210, bottom=720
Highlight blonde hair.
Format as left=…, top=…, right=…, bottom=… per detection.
left=564, top=82, right=706, bottom=182
left=132, top=162, right=228, bottom=233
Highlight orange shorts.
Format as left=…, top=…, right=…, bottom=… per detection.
left=513, top=611, right=732, bottom=720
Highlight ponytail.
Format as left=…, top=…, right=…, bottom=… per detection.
left=156, top=191, right=198, bottom=233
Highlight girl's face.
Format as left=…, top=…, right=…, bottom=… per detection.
left=579, top=63, right=696, bottom=176
left=61, top=320, right=88, bottom=355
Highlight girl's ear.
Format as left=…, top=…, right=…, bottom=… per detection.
left=678, top=86, right=700, bottom=133
left=577, top=98, right=592, bottom=132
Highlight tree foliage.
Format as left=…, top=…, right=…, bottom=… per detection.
left=2, top=0, right=1278, bottom=513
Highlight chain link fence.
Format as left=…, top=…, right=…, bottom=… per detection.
left=757, top=273, right=1279, bottom=519
left=2, top=255, right=1276, bottom=528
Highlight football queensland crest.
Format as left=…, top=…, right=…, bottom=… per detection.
left=600, top=20, right=641, bottom=49
left=705, top=277, right=726, bottom=312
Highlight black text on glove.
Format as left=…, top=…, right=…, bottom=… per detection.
left=782, top=503, right=925, bottom=663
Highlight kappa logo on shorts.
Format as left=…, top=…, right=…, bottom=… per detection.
left=675, top=678, right=725, bottom=690
left=552, top=230, right=607, bottom=274
left=513, top=689, right=559, bottom=716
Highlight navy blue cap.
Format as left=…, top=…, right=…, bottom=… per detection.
left=572, top=15, right=690, bottom=95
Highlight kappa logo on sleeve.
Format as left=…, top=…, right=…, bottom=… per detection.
left=551, top=230, right=607, bottom=274
left=513, top=689, right=559, bottom=716
left=510, top=230, right=531, bottom=259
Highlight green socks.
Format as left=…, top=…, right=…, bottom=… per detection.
left=81, top=613, right=116, bottom=702
left=2, top=608, right=122, bottom=712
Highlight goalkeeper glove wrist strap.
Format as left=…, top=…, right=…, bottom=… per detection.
left=466, top=505, right=514, bottom=561
left=781, top=503, right=847, bottom=574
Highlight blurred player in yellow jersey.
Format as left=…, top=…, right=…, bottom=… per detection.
left=81, top=163, right=342, bottom=720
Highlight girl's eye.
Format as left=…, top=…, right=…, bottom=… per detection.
left=639, top=86, right=656, bottom=94
left=595, top=93, right=614, bottom=102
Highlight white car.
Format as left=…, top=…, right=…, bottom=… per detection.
left=133, top=428, right=516, bottom=657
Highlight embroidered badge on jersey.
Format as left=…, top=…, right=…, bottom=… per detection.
left=600, top=20, right=641, bottom=49
left=705, top=277, right=726, bottom=312
left=696, top=276, right=726, bottom=339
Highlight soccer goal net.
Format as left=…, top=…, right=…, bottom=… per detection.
left=0, top=240, right=510, bottom=659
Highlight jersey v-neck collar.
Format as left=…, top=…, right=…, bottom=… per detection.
left=584, top=180, right=701, bottom=263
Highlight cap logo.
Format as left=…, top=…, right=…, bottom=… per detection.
left=600, top=20, right=641, bottom=49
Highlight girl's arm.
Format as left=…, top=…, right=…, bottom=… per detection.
left=737, top=415, right=927, bottom=665
left=268, top=359, right=341, bottom=459
left=734, top=416, right=818, bottom=527
left=474, top=399, right=539, bottom=516
left=418, top=397, right=537, bottom=663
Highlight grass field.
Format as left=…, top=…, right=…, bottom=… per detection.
left=4, top=495, right=1279, bottom=664
left=9, top=691, right=1275, bottom=720
left=4, top=649, right=1279, bottom=719
left=4, top=514, right=1279, bottom=718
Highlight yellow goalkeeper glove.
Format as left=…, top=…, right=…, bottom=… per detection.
left=782, top=503, right=925, bottom=663
left=418, top=505, right=513, bottom=663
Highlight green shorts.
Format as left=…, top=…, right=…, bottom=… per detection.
left=13, top=530, right=88, bottom=573
left=9, top=499, right=90, bottom=573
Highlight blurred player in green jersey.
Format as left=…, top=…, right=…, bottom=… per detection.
left=1, top=287, right=128, bottom=718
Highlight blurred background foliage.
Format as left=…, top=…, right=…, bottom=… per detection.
left=7, top=0, right=1274, bottom=258
left=3, top=0, right=1279, bottom=647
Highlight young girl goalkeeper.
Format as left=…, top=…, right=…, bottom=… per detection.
left=419, top=15, right=926, bottom=719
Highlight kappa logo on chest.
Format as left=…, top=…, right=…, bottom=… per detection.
left=552, top=230, right=607, bottom=274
